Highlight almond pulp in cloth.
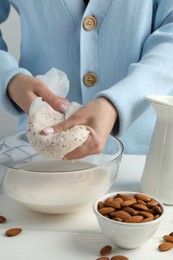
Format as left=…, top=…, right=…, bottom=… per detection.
left=26, top=99, right=90, bottom=158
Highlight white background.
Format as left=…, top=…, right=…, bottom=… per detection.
left=0, top=7, right=20, bottom=138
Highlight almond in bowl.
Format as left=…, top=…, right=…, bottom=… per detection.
left=93, top=191, right=165, bottom=249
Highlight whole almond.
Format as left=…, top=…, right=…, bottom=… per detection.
left=113, top=217, right=123, bottom=222
left=100, top=245, right=112, bottom=256
left=169, top=232, right=173, bottom=237
left=111, top=256, right=129, bottom=260
left=109, top=212, right=119, bottom=217
left=158, top=242, right=173, bottom=251
left=136, top=199, right=146, bottom=205
left=105, top=199, right=121, bottom=209
left=142, top=217, right=154, bottom=222
left=132, top=203, right=149, bottom=211
left=0, top=215, right=6, bottom=223
left=138, top=211, right=154, bottom=218
left=146, top=200, right=159, bottom=208
left=98, top=201, right=106, bottom=209
left=147, top=208, right=155, bottom=215
left=103, top=215, right=110, bottom=219
left=99, top=207, right=115, bottom=215
left=154, top=205, right=163, bottom=214
left=134, top=193, right=151, bottom=202
left=105, top=198, right=114, bottom=203
left=5, top=228, right=22, bottom=237
left=163, top=235, right=173, bottom=243
left=113, top=210, right=131, bottom=221
left=121, top=199, right=136, bottom=207
left=117, top=194, right=134, bottom=201
left=123, top=206, right=138, bottom=216
left=114, top=197, right=124, bottom=204
left=124, top=215, right=144, bottom=223
left=154, top=214, right=160, bottom=220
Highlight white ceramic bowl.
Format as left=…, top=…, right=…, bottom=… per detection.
left=0, top=132, right=123, bottom=214
left=93, top=191, right=165, bottom=249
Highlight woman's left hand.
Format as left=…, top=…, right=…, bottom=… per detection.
left=43, top=97, right=118, bottom=160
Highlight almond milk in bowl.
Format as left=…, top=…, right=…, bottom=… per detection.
left=0, top=132, right=123, bottom=214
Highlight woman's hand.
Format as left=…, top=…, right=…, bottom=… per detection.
left=43, top=97, right=118, bottom=160
left=7, top=74, right=69, bottom=114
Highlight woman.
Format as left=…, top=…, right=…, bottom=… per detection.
left=0, top=0, right=173, bottom=159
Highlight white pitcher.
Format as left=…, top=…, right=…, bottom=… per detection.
left=140, top=95, right=173, bottom=204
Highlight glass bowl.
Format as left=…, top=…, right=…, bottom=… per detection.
left=0, top=132, right=123, bottom=214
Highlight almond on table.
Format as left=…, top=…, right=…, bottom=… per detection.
left=100, top=245, right=112, bottom=256
left=5, top=228, right=22, bottom=237
left=111, top=256, right=129, bottom=260
left=163, top=235, right=173, bottom=243
left=158, top=242, right=173, bottom=251
left=0, top=215, right=6, bottom=223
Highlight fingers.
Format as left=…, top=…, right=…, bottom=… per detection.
left=42, top=122, right=103, bottom=160
left=34, top=79, right=70, bottom=112
left=7, top=74, right=70, bottom=114
left=41, top=114, right=78, bottom=135
left=40, top=99, right=113, bottom=160
left=63, top=127, right=103, bottom=160
left=43, top=106, right=86, bottom=135
left=42, top=122, right=65, bottom=135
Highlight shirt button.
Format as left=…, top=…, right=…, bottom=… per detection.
left=83, top=16, right=97, bottom=30
left=83, top=72, right=97, bottom=87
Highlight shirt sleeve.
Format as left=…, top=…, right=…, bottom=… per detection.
left=0, top=1, right=32, bottom=116
left=95, top=1, right=173, bottom=137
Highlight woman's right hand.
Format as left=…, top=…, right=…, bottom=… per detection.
left=7, top=74, right=69, bottom=114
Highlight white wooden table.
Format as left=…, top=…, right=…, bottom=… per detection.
left=0, top=154, right=173, bottom=260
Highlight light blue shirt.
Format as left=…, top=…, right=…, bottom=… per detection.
left=0, top=0, right=173, bottom=154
